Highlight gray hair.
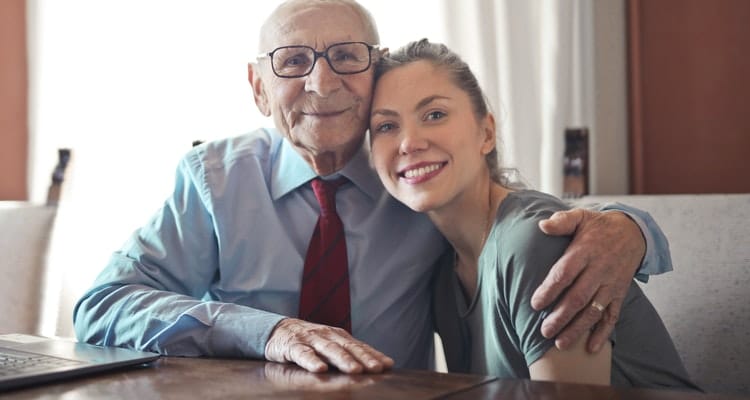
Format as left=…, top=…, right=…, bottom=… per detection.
left=375, top=39, right=522, bottom=189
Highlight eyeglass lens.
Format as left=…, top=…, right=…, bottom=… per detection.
left=271, top=42, right=371, bottom=77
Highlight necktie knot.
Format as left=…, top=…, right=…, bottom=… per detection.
left=311, top=177, right=348, bottom=215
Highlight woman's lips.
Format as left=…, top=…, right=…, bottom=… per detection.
left=398, top=162, right=447, bottom=183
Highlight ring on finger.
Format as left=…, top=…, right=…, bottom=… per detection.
left=590, top=300, right=606, bottom=313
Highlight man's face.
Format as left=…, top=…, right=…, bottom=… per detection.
left=249, top=4, right=377, bottom=173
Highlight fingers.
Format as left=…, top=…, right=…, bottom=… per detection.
left=531, top=248, right=588, bottom=311
left=266, top=319, right=328, bottom=372
left=535, top=208, right=643, bottom=351
left=341, top=341, right=394, bottom=373
left=587, top=296, right=622, bottom=353
left=538, top=208, right=585, bottom=236
left=532, top=209, right=591, bottom=311
left=305, top=332, right=393, bottom=373
left=288, top=341, right=329, bottom=373
left=265, top=318, right=394, bottom=374
left=539, top=266, right=601, bottom=342
left=549, top=288, right=611, bottom=349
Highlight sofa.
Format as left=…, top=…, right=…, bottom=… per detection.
left=576, top=194, right=750, bottom=396
left=0, top=202, right=57, bottom=335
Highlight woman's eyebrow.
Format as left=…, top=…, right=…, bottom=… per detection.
left=415, top=95, right=450, bottom=111
left=371, top=95, right=451, bottom=118
left=371, top=108, right=399, bottom=117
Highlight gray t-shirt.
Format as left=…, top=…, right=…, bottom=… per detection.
left=433, top=190, right=699, bottom=390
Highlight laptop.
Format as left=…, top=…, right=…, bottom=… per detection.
left=0, top=333, right=160, bottom=391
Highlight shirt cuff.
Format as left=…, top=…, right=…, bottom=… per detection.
left=599, top=202, right=673, bottom=282
left=207, top=303, right=287, bottom=359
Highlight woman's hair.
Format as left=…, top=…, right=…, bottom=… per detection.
left=375, top=39, right=522, bottom=189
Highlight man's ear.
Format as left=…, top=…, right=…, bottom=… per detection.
left=480, top=113, right=497, bottom=155
left=248, top=63, right=271, bottom=116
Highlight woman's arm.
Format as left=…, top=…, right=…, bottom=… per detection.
left=528, top=330, right=612, bottom=385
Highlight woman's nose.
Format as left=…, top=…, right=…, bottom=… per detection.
left=399, top=126, right=428, bottom=155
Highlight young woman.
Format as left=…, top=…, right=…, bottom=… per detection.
left=369, top=39, right=699, bottom=389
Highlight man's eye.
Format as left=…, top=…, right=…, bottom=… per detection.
left=283, top=54, right=310, bottom=67
left=426, top=111, right=446, bottom=121
left=331, top=51, right=359, bottom=63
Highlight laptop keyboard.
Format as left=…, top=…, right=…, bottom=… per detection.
left=0, top=349, right=84, bottom=376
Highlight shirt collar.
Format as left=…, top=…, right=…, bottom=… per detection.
left=270, top=130, right=383, bottom=201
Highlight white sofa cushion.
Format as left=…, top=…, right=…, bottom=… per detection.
left=0, top=202, right=57, bottom=334
left=578, top=194, right=750, bottom=395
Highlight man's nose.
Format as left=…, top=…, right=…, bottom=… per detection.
left=399, top=125, right=429, bottom=155
left=304, top=57, right=342, bottom=97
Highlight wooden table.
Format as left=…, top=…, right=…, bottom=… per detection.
left=1, top=357, right=746, bottom=399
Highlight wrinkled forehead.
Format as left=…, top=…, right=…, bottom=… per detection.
left=260, top=1, right=376, bottom=51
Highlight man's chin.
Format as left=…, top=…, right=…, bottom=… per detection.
left=299, top=120, right=366, bottom=143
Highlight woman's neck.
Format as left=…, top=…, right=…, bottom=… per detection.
left=427, top=179, right=509, bottom=298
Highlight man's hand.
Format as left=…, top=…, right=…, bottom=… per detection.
left=532, top=208, right=645, bottom=353
left=264, top=318, right=394, bottom=374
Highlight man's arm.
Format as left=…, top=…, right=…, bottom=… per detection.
left=74, top=153, right=392, bottom=373
left=73, top=156, right=284, bottom=358
left=530, top=204, right=672, bottom=353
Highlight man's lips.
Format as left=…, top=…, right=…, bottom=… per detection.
left=398, top=162, right=447, bottom=179
left=302, top=108, right=350, bottom=117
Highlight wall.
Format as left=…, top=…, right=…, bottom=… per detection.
left=592, top=0, right=629, bottom=194
left=628, top=0, right=750, bottom=194
left=0, top=0, right=28, bottom=200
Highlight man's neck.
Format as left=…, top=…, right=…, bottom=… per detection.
left=299, top=143, right=361, bottom=176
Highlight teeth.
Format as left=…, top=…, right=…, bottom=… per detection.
left=404, top=164, right=441, bottom=179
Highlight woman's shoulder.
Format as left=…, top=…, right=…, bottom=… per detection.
left=493, top=190, right=569, bottom=237
left=502, top=190, right=570, bottom=218
left=487, top=190, right=572, bottom=277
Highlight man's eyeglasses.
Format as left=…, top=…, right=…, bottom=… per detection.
left=257, top=41, right=379, bottom=79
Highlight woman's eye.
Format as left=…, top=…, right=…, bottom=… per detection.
left=373, top=122, right=396, bottom=133
left=425, top=111, right=446, bottom=121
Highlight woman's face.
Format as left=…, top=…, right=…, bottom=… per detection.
left=370, top=61, right=495, bottom=212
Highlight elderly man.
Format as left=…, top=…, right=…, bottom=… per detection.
left=74, top=0, right=671, bottom=374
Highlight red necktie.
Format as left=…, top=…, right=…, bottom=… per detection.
left=298, top=177, right=351, bottom=332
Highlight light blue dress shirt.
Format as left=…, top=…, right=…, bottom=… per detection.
left=73, top=128, right=672, bottom=369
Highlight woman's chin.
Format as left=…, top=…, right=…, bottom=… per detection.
left=402, top=198, right=438, bottom=214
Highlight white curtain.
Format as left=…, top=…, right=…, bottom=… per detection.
left=27, top=1, right=594, bottom=338
left=441, top=0, right=595, bottom=194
